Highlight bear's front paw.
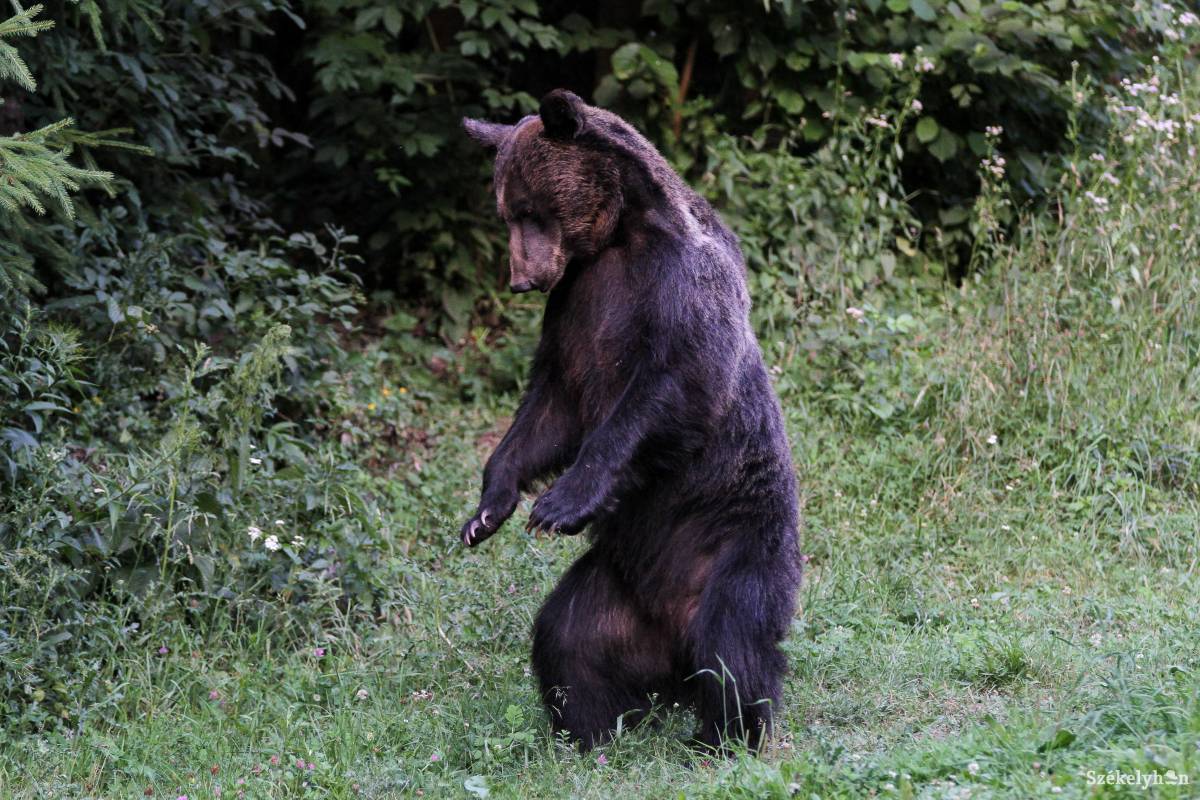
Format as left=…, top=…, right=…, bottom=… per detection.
left=526, top=477, right=598, bottom=536
left=461, top=488, right=518, bottom=547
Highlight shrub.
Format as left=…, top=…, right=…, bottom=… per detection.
left=0, top=230, right=375, bottom=729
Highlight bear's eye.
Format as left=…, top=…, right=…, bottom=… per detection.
left=514, top=210, right=542, bottom=227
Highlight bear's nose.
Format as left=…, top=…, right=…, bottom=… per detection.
left=510, top=279, right=534, bottom=293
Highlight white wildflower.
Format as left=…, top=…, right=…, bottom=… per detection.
left=1179, top=11, right=1199, bottom=25
left=911, top=98, right=923, bottom=112
left=248, top=525, right=262, bottom=542
left=291, top=535, right=305, bottom=548
left=1100, top=172, right=1120, bottom=186
left=915, top=57, right=935, bottom=73
left=264, top=535, right=281, bottom=551
left=846, top=306, right=865, bottom=321
left=249, top=457, right=262, bottom=465
left=967, top=762, right=980, bottom=776
left=274, top=519, right=285, bottom=526
left=1123, top=78, right=1159, bottom=97
left=356, top=688, right=369, bottom=700
left=888, top=52, right=905, bottom=69
left=1084, top=191, right=1109, bottom=210
left=865, top=114, right=890, bottom=128
left=985, top=125, right=1003, bottom=136
left=986, top=433, right=998, bottom=445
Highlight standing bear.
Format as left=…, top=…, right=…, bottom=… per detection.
left=461, top=89, right=801, bottom=752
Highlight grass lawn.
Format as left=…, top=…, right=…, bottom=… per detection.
left=3, top=233, right=1199, bottom=798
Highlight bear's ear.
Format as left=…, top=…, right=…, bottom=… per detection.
left=539, top=89, right=587, bottom=140
left=462, top=117, right=513, bottom=149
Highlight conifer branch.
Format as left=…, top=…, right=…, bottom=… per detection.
left=0, top=4, right=122, bottom=219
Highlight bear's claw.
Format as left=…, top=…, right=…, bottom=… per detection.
left=460, top=493, right=518, bottom=547
left=461, top=514, right=495, bottom=547
left=527, top=485, right=589, bottom=536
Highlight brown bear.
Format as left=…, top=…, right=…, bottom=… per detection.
left=461, top=89, right=801, bottom=753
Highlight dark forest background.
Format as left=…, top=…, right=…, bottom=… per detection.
left=3, top=0, right=1152, bottom=340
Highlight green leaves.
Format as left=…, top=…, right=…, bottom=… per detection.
left=928, top=128, right=960, bottom=161
left=611, top=42, right=678, bottom=89
left=911, top=0, right=937, bottom=21
left=1038, top=728, right=1078, bottom=753
left=382, top=6, right=403, bottom=36
left=915, top=117, right=940, bottom=143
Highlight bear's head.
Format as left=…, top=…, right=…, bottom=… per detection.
left=463, top=90, right=623, bottom=294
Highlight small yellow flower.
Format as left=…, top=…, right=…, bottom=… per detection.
left=367, top=402, right=377, bottom=411
left=382, top=387, right=392, bottom=397
left=399, top=387, right=408, bottom=394
left=73, top=406, right=80, bottom=413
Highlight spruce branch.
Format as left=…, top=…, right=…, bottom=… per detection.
left=0, top=3, right=53, bottom=91
left=0, top=4, right=131, bottom=218
left=0, top=119, right=114, bottom=217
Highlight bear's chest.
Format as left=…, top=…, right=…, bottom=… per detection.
left=547, top=260, right=637, bottom=429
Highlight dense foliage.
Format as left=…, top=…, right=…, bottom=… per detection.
left=1, top=0, right=1197, bottom=756
left=4, top=1, right=1166, bottom=332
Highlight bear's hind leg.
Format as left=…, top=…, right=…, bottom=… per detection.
left=686, top=567, right=791, bottom=753
left=532, top=549, right=671, bottom=749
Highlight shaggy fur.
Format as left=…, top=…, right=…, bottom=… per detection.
left=461, top=90, right=802, bottom=752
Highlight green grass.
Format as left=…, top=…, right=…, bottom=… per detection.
left=4, top=250, right=1200, bottom=797
left=4, top=59, right=1200, bottom=800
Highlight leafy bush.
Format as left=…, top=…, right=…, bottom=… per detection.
left=0, top=229, right=378, bottom=728
left=5, top=1, right=1169, bottom=335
